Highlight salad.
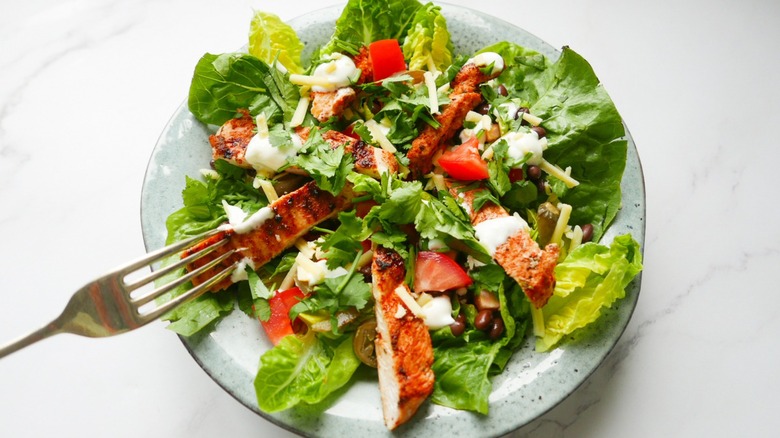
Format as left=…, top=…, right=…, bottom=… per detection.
left=159, top=0, right=643, bottom=430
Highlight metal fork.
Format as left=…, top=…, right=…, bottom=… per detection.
left=0, top=229, right=239, bottom=359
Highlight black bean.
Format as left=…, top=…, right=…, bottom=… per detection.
left=489, top=317, right=505, bottom=340
left=517, top=107, right=530, bottom=123
left=476, top=102, right=491, bottom=115
left=450, top=313, right=466, bottom=337
left=531, top=126, right=547, bottom=138
left=581, top=223, right=594, bottom=243
left=526, top=165, right=542, bottom=181
left=474, top=309, right=494, bottom=331
left=496, top=84, right=508, bottom=96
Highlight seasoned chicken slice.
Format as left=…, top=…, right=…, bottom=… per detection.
left=407, top=60, right=504, bottom=178
left=208, top=109, right=255, bottom=168
left=184, top=181, right=352, bottom=291
left=371, top=246, right=435, bottom=430
left=310, top=88, right=357, bottom=122
left=296, top=127, right=399, bottom=178
left=454, top=186, right=559, bottom=308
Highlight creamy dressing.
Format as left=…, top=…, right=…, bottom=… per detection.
left=311, top=53, right=360, bottom=92
left=245, top=132, right=301, bottom=176
left=502, top=129, right=548, bottom=166
left=474, top=213, right=528, bottom=256
left=233, top=206, right=274, bottom=234
left=230, top=257, right=257, bottom=283
left=467, top=52, right=504, bottom=76
left=419, top=295, right=456, bottom=330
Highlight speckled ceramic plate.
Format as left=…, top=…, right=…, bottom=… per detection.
left=140, top=3, right=645, bottom=437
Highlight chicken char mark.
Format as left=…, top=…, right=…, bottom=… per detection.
left=371, top=246, right=434, bottom=430
left=185, top=181, right=351, bottom=292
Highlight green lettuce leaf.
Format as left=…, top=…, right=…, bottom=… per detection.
left=536, top=234, right=643, bottom=351
left=402, top=3, right=453, bottom=72
left=248, top=11, right=304, bottom=74
left=320, top=0, right=423, bottom=56
left=486, top=44, right=626, bottom=242
left=254, top=332, right=360, bottom=412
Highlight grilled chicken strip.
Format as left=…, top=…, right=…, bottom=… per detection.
left=208, top=109, right=255, bottom=168
left=310, top=48, right=372, bottom=122
left=371, top=246, right=435, bottom=430
left=183, top=181, right=352, bottom=291
left=407, top=61, right=503, bottom=178
left=296, top=127, right=398, bottom=178
left=454, top=186, right=559, bottom=308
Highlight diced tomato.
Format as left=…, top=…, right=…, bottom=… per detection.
left=369, top=39, right=406, bottom=81
left=437, top=137, right=489, bottom=181
left=413, top=251, right=473, bottom=293
left=261, top=287, right=306, bottom=345
left=509, top=167, right=524, bottom=183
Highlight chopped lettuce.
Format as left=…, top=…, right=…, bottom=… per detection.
left=254, top=332, right=361, bottom=412
left=536, top=234, right=643, bottom=351
left=402, top=3, right=453, bottom=72
left=319, top=0, right=424, bottom=56
left=248, top=11, right=304, bottom=74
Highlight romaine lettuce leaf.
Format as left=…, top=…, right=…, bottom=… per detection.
left=187, top=52, right=299, bottom=127
left=536, top=234, right=642, bottom=351
left=402, top=3, right=453, bottom=72
left=254, top=332, right=360, bottom=412
left=320, top=0, right=424, bottom=56
left=486, top=44, right=626, bottom=242
left=248, top=11, right=304, bottom=74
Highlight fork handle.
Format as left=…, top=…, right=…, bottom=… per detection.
left=0, top=321, right=63, bottom=360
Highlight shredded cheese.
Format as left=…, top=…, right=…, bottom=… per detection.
left=290, top=95, right=310, bottom=128
left=539, top=159, right=580, bottom=188
left=279, top=260, right=298, bottom=291
left=255, top=114, right=269, bottom=137
left=256, top=178, right=278, bottom=202
left=481, top=145, right=495, bottom=161
left=550, top=202, right=573, bottom=247
left=288, top=73, right=340, bottom=88
left=394, top=284, right=424, bottom=317
left=295, top=239, right=315, bottom=259
left=355, top=250, right=374, bottom=269
left=567, top=225, right=584, bottom=253
left=424, top=71, right=439, bottom=115
left=521, top=112, right=543, bottom=126
left=364, top=119, right=397, bottom=153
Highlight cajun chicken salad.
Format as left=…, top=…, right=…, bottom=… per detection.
left=158, top=0, right=643, bottom=430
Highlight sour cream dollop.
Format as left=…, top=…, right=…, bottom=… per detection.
left=474, top=213, right=528, bottom=256
left=467, top=51, right=505, bottom=76
left=311, top=53, right=359, bottom=92
left=245, top=132, right=303, bottom=176
left=420, top=295, right=456, bottom=330
left=502, top=129, right=548, bottom=166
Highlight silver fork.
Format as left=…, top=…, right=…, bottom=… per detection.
left=0, top=229, right=239, bottom=359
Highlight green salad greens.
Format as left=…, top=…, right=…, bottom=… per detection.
left=161, top=0, right=642, bottom=420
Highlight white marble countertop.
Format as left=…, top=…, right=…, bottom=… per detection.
left=1, top=0, right=778, bottom=437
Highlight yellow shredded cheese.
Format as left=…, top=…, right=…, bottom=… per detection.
left=521, top=112, right=543, bottom=126
left=364, top=119, right=397, bottom=153
left=550, top=202, right=573, bottom=246
left=288, top=73, right=339, bottom=88
left=279, top=260, right=298, bottom=291
left=394, top=284, right=424, bottom=317
left=256, top=178, right=278, bottom=202
left=355, top=250, right=374, bottom=269
left=539, top=159, right=580, bottom=188
left=424, top=71, right=439, bottom=115
left=294, top=239, right=315, bottom=259
left=290, top=95, right=310, bottom=128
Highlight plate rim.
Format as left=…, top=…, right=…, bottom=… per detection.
left=139, top=3, right=645, bottom=436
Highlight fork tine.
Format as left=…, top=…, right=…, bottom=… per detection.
left=140, top=261, right=239, bottom=323
left=132, top=247, right=240, bottom=307
left=118, top=228, right=224, bottom=276
left=124, top=236, right=231, bottom=293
